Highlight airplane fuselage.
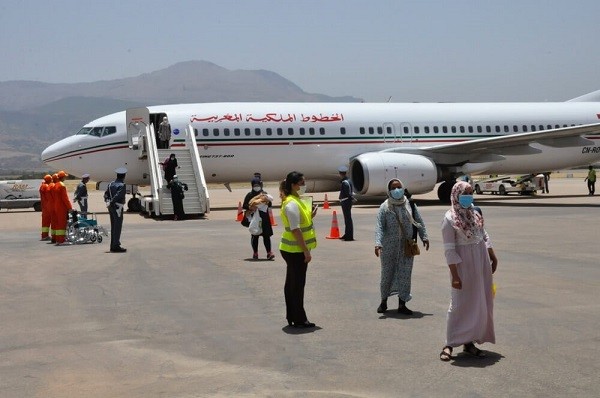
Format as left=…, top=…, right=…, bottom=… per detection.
left=42, top=102, right=600, bottom=195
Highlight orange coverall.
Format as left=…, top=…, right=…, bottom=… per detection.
left=53, top=180, right=72, bottom=244
left=39, top=181, right=51, bottom=239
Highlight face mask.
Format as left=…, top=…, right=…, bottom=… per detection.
left=390, top=187, right=405, bottom=200
left=253, top=186, right=261, bottom=192
left=297, top=185, right=307, bottom=195
left=458, top=194, right=474, bottom=208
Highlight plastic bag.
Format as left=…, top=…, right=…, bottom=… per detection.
left=248, top=211, right=262, bottom=235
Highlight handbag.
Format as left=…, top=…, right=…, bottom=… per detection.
left=248, top=211, right=263, bottom=235
left=393, top=201, right=420, bottom=257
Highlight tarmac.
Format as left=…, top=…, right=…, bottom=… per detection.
left=0, top=177, right=599, bottom=397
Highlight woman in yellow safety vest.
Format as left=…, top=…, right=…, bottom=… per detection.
left=279, top=171, right=318, bottom=328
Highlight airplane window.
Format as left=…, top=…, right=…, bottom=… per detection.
left=266, top=128, right=273, bottom=136
left=403, top=126, right=409, bottom=134
left=224, top=128, right=230, bottom=136
left=203, top=128, right=209, bottom=136
left=234, top=128, right=241, bottom=136
left=312, top=128, right=317, bottom=135
left=477, top=126, right=482, bottom=133
left=442, top=126, right=448, bottom=134
left=90, top=127, right=103, bottom=137
left=547, top=125, right=552, bottom=130
left=425, top=126, right=430, bottom=134
left=360, top=127, right=365, bottom=135
left=377, top=127, right=383, bottom=135
left=522, top=125, right=528, bottom=132
left=244, top=128, right=251, bottom=136
left=102, top=126, right=117, bottom=136
left=194, top=128, right=199, bottom=137
left=531, top=125, right=536, bottom=131
left=539, top=125, right=544, bottom=130
left=277, top=128, right=283, bottom=136
left=513, top=126, right=518, bottom=132
left=76, top=127, right=93, bottom=135
left=319, top=127, right=325, bottom=135
left=288, top=128, right=294, bottom=135
left=255, top=128, right=261, bottom=136
left=386, top=126, right=393, bottom=134
left=504, top=126, right=509, bottom=133
left=555, top=125, right=560, bottom=129
left=414, top=126, right=420, bottom=134
left=299, top=128, right=306, bottom=135
left=433, top=126, right=439, bottom=134
left=451, top=126, right=456, bottom=133
left=460, top=126, right=465, bottom=133
left=213, top=128, right=219, bottom=136
left=466, top=126, right=472, bottom=133
left=495, top=126, right=501, bottom=133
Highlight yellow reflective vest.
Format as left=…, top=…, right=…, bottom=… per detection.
left=279, top=195, right=317, bottom=253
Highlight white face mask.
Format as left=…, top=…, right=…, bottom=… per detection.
left=297, top=185, right=307, bottom=195
left=252, top=186, right=261, bottom=192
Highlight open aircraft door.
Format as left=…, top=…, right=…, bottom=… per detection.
left=126, top=107, right=150, bottom=155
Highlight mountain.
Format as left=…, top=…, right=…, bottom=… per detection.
left=0, top=60, right=362, bottom=172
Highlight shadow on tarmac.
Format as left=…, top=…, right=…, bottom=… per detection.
left=450, top=351, right=505, bottom=368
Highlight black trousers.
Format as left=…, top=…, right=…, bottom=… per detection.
left=340, top=199, right=353, bottom=239
left=172, top=196, right=185, bottom=218
left=281, top=251, right=308, bottom=324
left=108, top=206, right=123, bottom=250
left=251, top=235, right=272, bottom=253
left=588, top=180, right=596, bottom=195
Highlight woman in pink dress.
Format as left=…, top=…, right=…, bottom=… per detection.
left=439, top=181, right=498, bottom=361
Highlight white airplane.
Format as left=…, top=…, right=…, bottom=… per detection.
left=42, top=90, right=600, bottom=204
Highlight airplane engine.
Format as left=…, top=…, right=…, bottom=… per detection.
left=349, top=153, right=439, bottom=196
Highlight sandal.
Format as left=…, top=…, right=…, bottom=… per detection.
left=463, top=343, right=486, bottom=358
left=439, top=346, right=453, bottom=361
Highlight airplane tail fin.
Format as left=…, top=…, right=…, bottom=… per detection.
left=566, top=89, right=600, bottom=102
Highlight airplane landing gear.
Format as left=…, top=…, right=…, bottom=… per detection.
left=437, top=180, right=456, bottom=203
left=127, top=195, right=143, bottom=212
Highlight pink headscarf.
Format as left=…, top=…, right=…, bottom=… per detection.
left=450, top=181, right=483, bottom=238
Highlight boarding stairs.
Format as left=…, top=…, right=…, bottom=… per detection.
left=133, top=119, right=209, bottom=217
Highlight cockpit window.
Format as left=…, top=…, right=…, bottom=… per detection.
left=76, top=127, right=93, bottom=135
left=101, top=126, right=117, bottom=137
left=75, top=126, right=117, bottom=137
left=89, top=127, right=103, bottom=137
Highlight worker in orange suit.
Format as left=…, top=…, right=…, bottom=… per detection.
left=48, top=173, right=59, bottom=243
left=53, top=170, right=72, bottom=245
left=39, top=174, right=53, bottom=241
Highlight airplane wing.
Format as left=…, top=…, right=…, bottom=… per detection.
left=382, top=122, right=600, bottom=164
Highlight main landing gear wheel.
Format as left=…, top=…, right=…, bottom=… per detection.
left=127, top=197, right=143, bottom=212
left=437, top=180, right=455, bottom=203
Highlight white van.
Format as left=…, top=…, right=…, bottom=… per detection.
left=0, top=180, right=42, bottom=211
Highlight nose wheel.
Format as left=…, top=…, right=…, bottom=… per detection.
left=437, top=180, right=455, bottom=203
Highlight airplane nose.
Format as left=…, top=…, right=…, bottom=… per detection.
left=41, top=139, right=72, bottom=171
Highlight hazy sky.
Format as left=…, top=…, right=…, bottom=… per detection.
left=2, top=0, right=599, bottom=103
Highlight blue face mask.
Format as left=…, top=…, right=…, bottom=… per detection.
left=458, top=194, right=474, bottom=208
left=390, top=187, right=405, bottom=200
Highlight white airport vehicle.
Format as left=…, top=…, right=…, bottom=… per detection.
left=0, top=179, right=42, bottom=211
left=474, top=175, right=537, bottom=195
left=41, top=90, right=600, bottom=211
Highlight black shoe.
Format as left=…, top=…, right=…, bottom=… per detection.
left=110, top=247, right=127, bottom=253
left=293, top=321, right=316, bottom=328
left=339, top=236, right=345, bottom=240
left=343, top=238, right=354, bottom=241
left=377, top=300, right=388, bottom=313
left=398, top=305, right=413, bottom=315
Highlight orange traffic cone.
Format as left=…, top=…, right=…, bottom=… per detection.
left=269, top=207, right=277, bottom=226
left=236, top=201, right=244, bottom=222
left=325, top=210, right=341, bottom=239
left=323, top=193, right=330, bottom=209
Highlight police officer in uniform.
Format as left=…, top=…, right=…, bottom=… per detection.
left=104, top=167, right=127, bottom=253
left=338, top=166, right=354, bottom=241
left=73, top=173, right=90, bottom=214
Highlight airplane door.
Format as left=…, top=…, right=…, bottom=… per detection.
left=382, top=122, right=399, bottom=144
left=400, top=122, right=413, bottom=143
left=126, top=107, right=150, bottom=148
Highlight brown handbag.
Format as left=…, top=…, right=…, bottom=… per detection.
left=393, top=203, right=420, bottom=257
